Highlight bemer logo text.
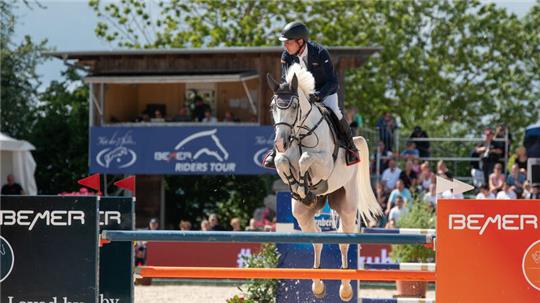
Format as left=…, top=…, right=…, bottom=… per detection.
left=449, top=214, right=538, bottom=235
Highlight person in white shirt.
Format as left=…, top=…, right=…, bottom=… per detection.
left=381, top=159, right=402, bottom=192
left=496, top=183, right=517, bottom=200
left=476, top=185, right=496, bottom=199
left=423, top=183, right=438, bottom=207
left=386, top=196, right=407, bottom=228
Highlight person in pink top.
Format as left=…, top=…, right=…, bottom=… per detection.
left=489, top=163, right=505, bottom=192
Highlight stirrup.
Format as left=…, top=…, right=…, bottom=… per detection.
left=345, top=150, right=360, bottom=166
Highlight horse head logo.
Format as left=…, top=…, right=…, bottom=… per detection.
left=0, top=236, right=14, bottom=283
left=96, top=146, right=137, bottom=168
left=174, top=129, right=229, bottom=162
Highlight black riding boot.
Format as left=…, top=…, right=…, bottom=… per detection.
left=338, top=118, right=360, bottom=165
left=263, top=148, right=276, bottom=169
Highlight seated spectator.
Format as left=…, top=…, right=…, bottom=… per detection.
left=178, top=220, right=192, bottom=231
left=386, top=195, right=407, bottom=229
left=437, top=160, right=453, bottom=179
left=222, top=111, right=240, bottom=122
left=375, top=181, right=388, bottom=211
left=208, top=213, right=225, bottom=231
left=381, top=159, right=402, bottom=192
left=399, top=160, right=418, bottom=189
left=150, top=109, right=165, bottom=122
left=201, top=219, right=210, bottom=231
left=245, top=218, right=260, bottom=231
left=489, top=163, right=505, bottom=192
left=230, top=217, right=242, bottom=231
left=526, top=185, right=540, bottom=199
left=496, top=183, right=517, bottom=199
left=476, top=185, right=496, bottom=199
left=1, top=174, right=24, bottom=195
left=386, top=180, right=412, bottom=215
left=506, top=163, right=526, bottom=190
left=422, top=183, right=438, bottom=208
left=148, top=218, right=159, bottom=230
left=400, top=141, right=420, bottom=160
left=202, top=109, right=218, bottom=123
left=512, top=146, right=528, bottom=171
left=418, top=162, right=434, bottom=192
left=172, top=106, right=192, bottom=122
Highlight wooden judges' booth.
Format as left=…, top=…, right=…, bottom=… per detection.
left=48, top=47, right=379, bottom=227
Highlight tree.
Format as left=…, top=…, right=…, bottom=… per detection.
left=28, top=68, right=89, bottom=194
left=90, top=0, right=540, bottom=137
left=0, top=0, right=48, bottom=139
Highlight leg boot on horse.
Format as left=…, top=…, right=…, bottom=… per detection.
left=338, top=118, right=360, bottom=166
left=262, top=148, right=276, bottom=169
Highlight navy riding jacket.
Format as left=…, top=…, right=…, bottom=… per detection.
left=280, top=41, right=339, bottom=100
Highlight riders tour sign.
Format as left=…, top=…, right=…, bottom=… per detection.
left=90, top=126, right=275, bottom=175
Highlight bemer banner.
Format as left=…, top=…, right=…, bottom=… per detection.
left=89, top=126, right=275, bottom=175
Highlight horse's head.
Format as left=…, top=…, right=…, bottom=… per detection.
left=267, top=73, right=300, bottom=152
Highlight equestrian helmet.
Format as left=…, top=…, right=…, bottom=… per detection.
left=279, top=21, right=309, bottom=42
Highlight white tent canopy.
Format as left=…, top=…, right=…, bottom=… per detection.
left=0, top=132, right=37, bottom=195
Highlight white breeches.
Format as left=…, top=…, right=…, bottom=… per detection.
left=321, top=93, right=343, bottom=120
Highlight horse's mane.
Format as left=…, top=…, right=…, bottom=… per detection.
left=286, top=63, right=315, bottom=96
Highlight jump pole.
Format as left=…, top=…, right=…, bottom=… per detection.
left=136, top=266, right=436, bottom=281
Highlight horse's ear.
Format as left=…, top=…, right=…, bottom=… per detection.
left=266, top=73, right=279, bottom=93
left=290, top=74, right=298, bottom=92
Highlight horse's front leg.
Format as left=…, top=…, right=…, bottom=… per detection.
left=291, top=198, right=325, bottom=299
left=274, top=153, right=302, bottom=197
left=297, top=151, right=333, bottom=204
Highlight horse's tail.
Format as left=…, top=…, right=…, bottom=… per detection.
left=354, top=136, right=382, bottom=226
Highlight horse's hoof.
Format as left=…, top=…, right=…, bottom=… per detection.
left=339, top=283, right=353, bottom=302
left=312, top=280, right=326, bottom=299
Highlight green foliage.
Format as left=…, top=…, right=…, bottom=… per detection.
left=29, top=68, right=90, bottom=194
left=164, top=175, right=272, bottom=230
left=390, top=201, right=436, bottom=263
left=89, top=0, right=540, bottom=138
left=0, top=0, right=48, bottom=139
left=226, top=243, right=279, bottom=303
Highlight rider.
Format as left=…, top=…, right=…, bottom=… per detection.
left=263, top=21, right=360, bottom=168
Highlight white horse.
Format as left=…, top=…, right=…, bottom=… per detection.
left=267, top=64, right=381, bottom=301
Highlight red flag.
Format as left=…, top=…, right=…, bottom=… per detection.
left=78, top=174, right=101, bottom=193
left=114, top=176, right=136, bottom=193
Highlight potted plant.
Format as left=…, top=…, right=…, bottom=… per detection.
left=390, top=200, right=436, bottom=298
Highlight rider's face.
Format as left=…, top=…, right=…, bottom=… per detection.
left=284, top=39, right=303, bottom=55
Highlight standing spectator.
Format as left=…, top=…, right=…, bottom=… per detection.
left=399, top=160, right=418, bottom=191
left=381, top=159, right=402, bottom=192
left=376, top=112, right=398, bottom=152
left=1, top=174, right=24, bottom=195
left=191, top=95, right=211, bottom=122
left=151, top=109, right=165, bottom=122
left=230, top=217, right=242, bottom=231
left=476, top=185, right=496, bottom=199
left=470, top=143, right=485, bottom=187
left=148, top=218, right=159, bottom=230
left=418, top=162, right=434, bottom=192
left=245, top=218, right=259, bottom=231
left=409, top=126, right=431, bottom=158
left=494, top=123, right=512, bottom=161
left=386, top=196, right=407, bottom=229
left=208, top=213, right=225, bottom=231
left=496, top=183, right=517, bottom=199
left=178, top=220, right=192, bottom=231
left=172, top=106, right=192, bottom=122
left=476, top=128, right=503, bottom=184
left=489, top=163, right=505, bottom=193
left=437, top=160, right=453, bottom=179
left=386, top=180, right=413, bottom=215
left=201, top=219, right=210, bottom=231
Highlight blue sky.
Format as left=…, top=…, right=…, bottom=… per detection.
left=13, top=0, right=537, bottom=90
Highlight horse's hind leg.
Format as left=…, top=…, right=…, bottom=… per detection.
left=291, top=198, right=325, bottom=298
left=329, top=188, right=357, bottom=302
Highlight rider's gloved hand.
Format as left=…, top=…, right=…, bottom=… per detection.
left=309, top=93, right=321, bottom=103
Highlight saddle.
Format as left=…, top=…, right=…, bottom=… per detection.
left=313, top=103, right=345, bottom=161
